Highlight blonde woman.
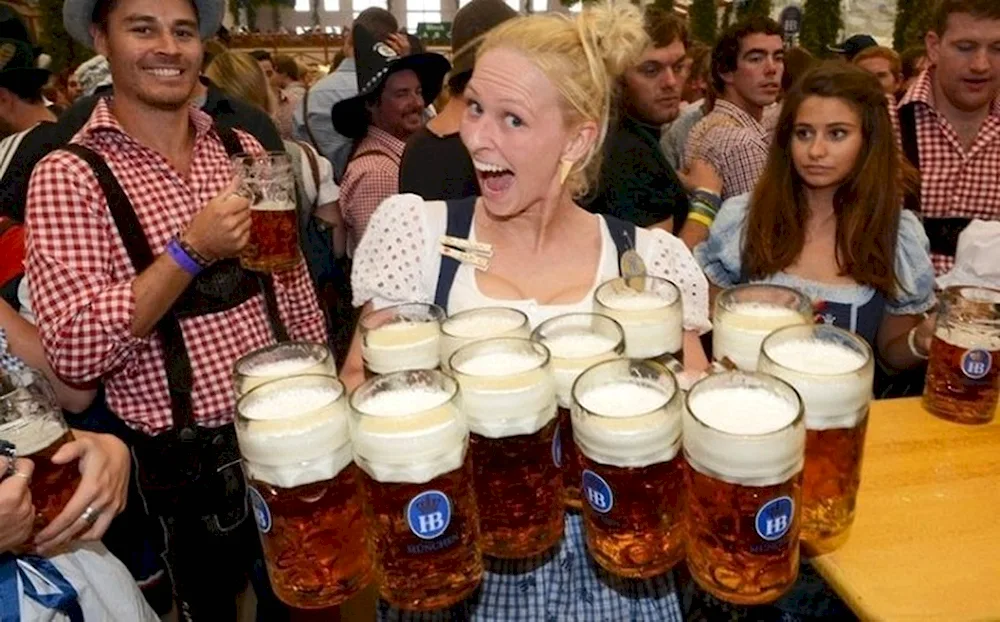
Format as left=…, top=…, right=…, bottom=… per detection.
left=343, top=3, right=710, bottom=619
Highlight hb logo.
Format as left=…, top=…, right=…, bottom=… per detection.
left=407, top=490, right=452, bottom=540
left=248, top=487, right=272, bottom=534
left=581, top=470, right=614, bottom=514
left=755, top=496, right=794, bottom=541
left=961, top=349, right=992, bottom=380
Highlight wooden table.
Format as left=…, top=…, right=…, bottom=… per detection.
left=810, top=397, right=1000, bottom=621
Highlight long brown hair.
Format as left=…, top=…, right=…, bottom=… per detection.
left=742, top=62, right=918, bottom=300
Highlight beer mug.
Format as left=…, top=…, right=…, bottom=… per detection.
left=683, top=371, right=805, bottom=605
left=350, top=370, right=483, bottom=610
left=713, top=284, right=813, bottom=370
left=0, top=369, right=81, bottom=536
left=236, top=374, right=372, bottom=608
left=232, top=152, right=300, bottom=273
left=594, top=276, right=683, bottom=362
left=360, top=303, right=445, bottom=379
left=759, top=325, right=874, bottom=554
left=450, top=338, right=562, bottom=558
left=572, top=359, right=685, bottom=578
left=439, top=307, right=530, bottom=373
left=233, top=341, right=336, bottom=397
left=531, top=313, right=625, bottom=508
left=923, top=286, right=1000, bottom=424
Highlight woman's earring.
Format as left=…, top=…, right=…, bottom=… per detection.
left=559, top=160, right=573, bottom=186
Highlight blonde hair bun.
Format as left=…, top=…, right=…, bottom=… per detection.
left=576, top=1, right=649, bottom=82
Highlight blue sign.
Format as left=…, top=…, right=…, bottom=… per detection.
left=582, top=469, right=614, bottom=514
left=755, top=496, right=794, bottom=541
left=249, top=487, right=272, bottom=534
left=552, top=427, right=563, bottom=468
left=961, top=349, right=992, bottom=380
left=407, top=490, right=452, bottom=540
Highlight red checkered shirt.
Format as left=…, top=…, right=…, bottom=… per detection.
left=684, top=99, right=779, bottom=200
left=339, top=126, right=405, bottom=253
left=898, top=69, right=1000, bottom=274
left=25, top=100, right=327, bottom=435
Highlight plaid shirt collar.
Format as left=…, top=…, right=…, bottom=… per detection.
left=362, top=125, right=407, bottom=158
left=711, top=99, right=770, bottom=136
left=81, top=98, right=216, bottom=144
left=900, top=68, right=1000, bottom=119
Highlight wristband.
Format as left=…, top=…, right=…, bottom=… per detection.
left=687, top=211, right=714, bottom=228
left=166, top=238, right=204, bottom=276
left=177, top=237, right=213, bottom=268
left=690, top=189, right=722, bottom=214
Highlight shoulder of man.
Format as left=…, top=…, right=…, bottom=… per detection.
left=0, top=122, right=78, bottom=221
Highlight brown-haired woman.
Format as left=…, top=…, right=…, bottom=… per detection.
left=696, top=62, right=936, bottom=372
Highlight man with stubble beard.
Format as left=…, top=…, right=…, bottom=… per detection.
left=585, top=7, right=693, bottom=233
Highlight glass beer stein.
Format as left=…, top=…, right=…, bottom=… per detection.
left=923, top=286, right=1000, bottom=424
left=712, top=284, right=813, bottom=370
left=0, top=369, right=81, bottom=537
left=594, top=276, right=683, bottom=362
left=683, top=371, right=805, bottom=605
left=360, top=303, right=445, bottom=379
left=232, top=152, right=300, bottom=273
left=236, top=374, right=372, bottom=608
left=350, top=370, right=483, bottom=610
left=233, top=341, right=336, bottom=397
left=439, top=307, right=530, bottom=373
left=451, top=338, right=563, bottom=558
left=572, top=359, right=685, bottom=578
left=759, top=325, right=874, bottom=554
left=531, top=313, right=625, bottom=509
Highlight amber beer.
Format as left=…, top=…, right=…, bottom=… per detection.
left=0, top=373, right=81, bottom=536
left=233, top=152, right=300, bottom=272
left=350, top=370, right=483, bottom=610
left=439, top=307, right=530, bottom=373
left=594, top=276, right=683, bottom=363
left=683, top=372, right=805, bottom=605
left=236, top=374, right=372, bottom=608
left=713, top=284, right=813, bottom=370
left=451, top=338, right=563, bottom=558
left=531, top=314, right=625, bottom=509
left=923, top=286, right=1000, bottom=425
left=233, top=341, right=335, bottom=396
left=759, top=325, right=874, bottom=554
left=572, top=359, right=685, bottom=578
left=360, top=303, right=445, bottom=379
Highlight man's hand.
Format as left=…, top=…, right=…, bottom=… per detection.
left=679, top=158, right=723, bottom=195
left=34, top=431, right=130, bottom=554
left=386, top=32, right=412, bottom=57
left=182, top=178, right=251, bottom=262
left=0, top=458, right=35, bottom=553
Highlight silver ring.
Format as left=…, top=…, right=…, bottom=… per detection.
left=80, top=505, right=100, bottom=525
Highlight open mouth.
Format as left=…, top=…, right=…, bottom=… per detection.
left=474, top=160, right=515, bottom=195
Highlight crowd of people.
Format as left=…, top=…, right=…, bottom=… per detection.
left=0, top=0, right=997, bottom=618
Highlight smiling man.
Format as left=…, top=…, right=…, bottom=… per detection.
left=25, top=0, right=327, bottom=617
left=585, top=7, right=691, bottom=233
left=334, top=24, right=449, bottom=253
left=684, top=16, right=784, bottom=200
left=898, top=0, right=1000, bottom=274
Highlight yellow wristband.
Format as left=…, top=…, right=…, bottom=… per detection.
left=687, top=211, right=714, bottom=228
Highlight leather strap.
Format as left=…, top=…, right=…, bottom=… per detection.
left=601, top=214, right=637, bottom=276
left=898, top=102, right=921, bottom=214
left=434, top=196, right=477, bottom=309
left=294, top=140, right=321, bottom=211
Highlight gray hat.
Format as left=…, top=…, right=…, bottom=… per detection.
left=63, top=0, right=225, bottom=49
left=450, top=0, right=517, bottom=80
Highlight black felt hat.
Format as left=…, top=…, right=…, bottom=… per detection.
left=331, top=24, right=450, bottom=139
left=0, top=7, right=49, bottom=93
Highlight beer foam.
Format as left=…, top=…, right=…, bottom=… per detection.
left=713, top=303, right=809, bottom=370
left=761, top=338, right=873, bottom=430
left=0, top=414, right=67, bottom=457
left=935, top=325, right=1000, bottom=350
left=540, top=333, right=621, bottom=407
left=453, top=350, right=557, bottom=438
left=352, top=388, right=466, bottom=484
left=237, top=386, right=352, bottom=488
left=364, top=321, right=441, bottom=374
left=251, top=199, right=295, bottom=211
left=244, top=358, right=323, bottom=378
left=683, top=384, right=804, bottom=486
left=600, top=289, right=676, bottom=310
left=443, top=310, right=526, bottom=339
left=574, top=381, right=681, bottom=467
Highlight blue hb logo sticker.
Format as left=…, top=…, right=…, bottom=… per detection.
left=552, top=427, right=562, bottom=468
left=755, top=496, right=794, bottom=541
left=961, top=349, right=992, bottom=380
left=407, top=490, right=451, bottom=540
left=582, top=470, right=613, bottom=514
left=249, top=487, right=272, bottom=534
